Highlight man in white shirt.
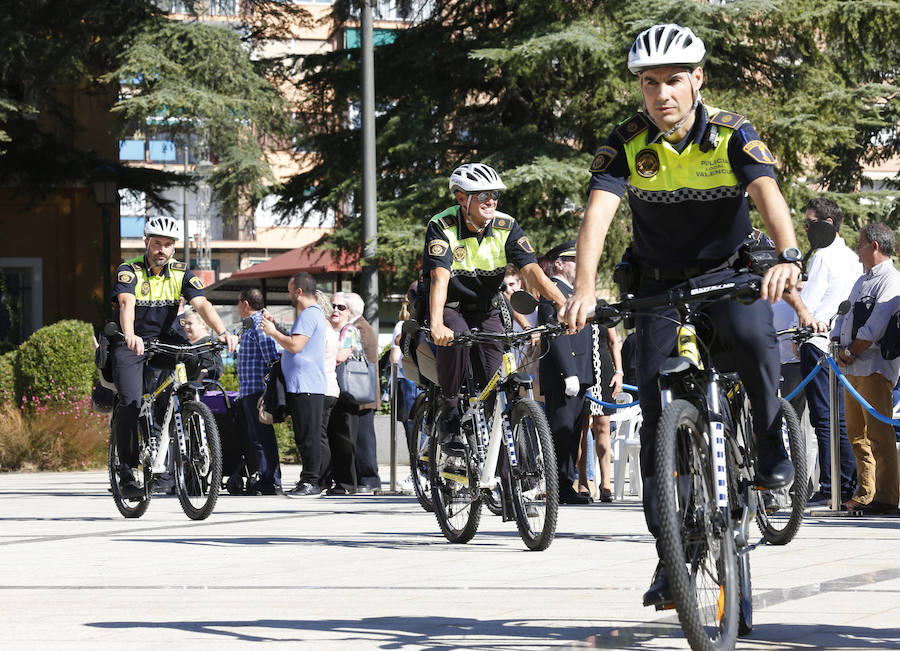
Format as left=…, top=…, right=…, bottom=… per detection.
left=787, top=198, right=861, bottom=505
left=833, top=223, right=900, bottom=514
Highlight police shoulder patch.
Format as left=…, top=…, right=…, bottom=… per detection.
left=117, top=270, right=135, bottom=284
left=438, top=214, right=457, bottom=229
left=517, top=236, right=534, bottom=254
left=615, top=113, right=649, bottom=143
left=742, top=139, right=776, bottom=165
left=493, top=216, right=513, bottom=230
left=453, top=245, right=467, bottom=262
left=189, top=276, right=205, bottom=290
left=589, top=146, right=618, bottom=174
left=428, top=239, right=449, bottom=257
left=170, top=261, right=187, bottom=271
left=709, top=110, right=746, bottom=130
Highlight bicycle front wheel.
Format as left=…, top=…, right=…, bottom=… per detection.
left=408, top=393, right=434, bottom=512
left=756, top=397, right=807, bottom=545
left=108, top=407, right=150, bottom=519
left=656, top=399, right=739, bottom=651
left=429, top=426, right=481, bottom=543
left=508, top=398, right=558, bottom=551
left=174, top=400, right=222, bottom=520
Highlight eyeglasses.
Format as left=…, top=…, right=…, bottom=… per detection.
left=471, top=190, right=501, bottom=203
left=332, top=304, right=348, bottom=311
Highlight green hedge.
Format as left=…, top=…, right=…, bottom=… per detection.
left=0, top=350, right=15, bottom=401
left=15, top=319, right=96, bottom=403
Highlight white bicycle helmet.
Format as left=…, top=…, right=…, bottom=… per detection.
left=448, top=163, right=507, bottom=194
left=143, top=215, right=182, bottom=240
left=627, top=24, right=706, bottom=74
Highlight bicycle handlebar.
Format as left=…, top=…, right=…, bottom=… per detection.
left=418, top=321, right=567, bottom=348
left=104, top=323, right=224, bottom=359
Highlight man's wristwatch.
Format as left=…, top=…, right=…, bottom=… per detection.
left=843, top=346, right=856, bottom=361
left=779, top=247, right=803, bottom=269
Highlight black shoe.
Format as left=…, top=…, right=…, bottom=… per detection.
left=643, top=562, right=673, bottom=609
left=806, top=490, right=831, bottom=506
left=559, top=485, right=591, bottom=505
left=325, top=486, right=355, bottom=496
left=857, top=500, right=897, bottom=515
left=118, top=468, right=144, bottom=500
left=355, top=485, right=374, bottom=494
left=437, top=410, right=465, bottom=457
left=756, top=456, right=794, bottom=490
left=286, top=481, right=322, bottom=497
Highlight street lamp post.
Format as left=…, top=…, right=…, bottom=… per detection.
left=91, top=177, right=118, bottom=308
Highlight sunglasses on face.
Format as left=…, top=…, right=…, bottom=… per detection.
left=332, top=304, right=348, bottom=311
left=471, top=190, right=501, bottom=203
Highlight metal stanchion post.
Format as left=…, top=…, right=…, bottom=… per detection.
left=389, top=361, right=398, bottom=492
left=828, top=340, right=842, bottom=512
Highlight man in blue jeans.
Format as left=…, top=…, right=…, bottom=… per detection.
left=236, top=288, right=282, bottom=495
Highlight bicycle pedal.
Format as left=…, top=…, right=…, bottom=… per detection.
left=655, top=603, right=676, bottom=611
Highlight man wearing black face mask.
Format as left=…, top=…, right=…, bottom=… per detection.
left=786, top=198, right=861, bottom=505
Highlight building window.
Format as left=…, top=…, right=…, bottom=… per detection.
left=0, top=258, right=42, bottom=350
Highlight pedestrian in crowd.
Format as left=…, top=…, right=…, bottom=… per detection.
left=785, top=198, right=861, bottom=505
left=391, top=287, right=421, bottom=442
left=324, top=292, right=362, bottom=495
left=316, top=290, right=340, bottom=492
left=347, top=292, right=383, bottom=493
left=260, top=272, right=328, bottom=497
left=834, top=223, right=900, bottom=514
left=182, top=309, right=224, bottom=380
left=577, top=315, right=623, bottom=502
left=236, top=288, right=282, bottom=495
left=560, top=24, right=801, bottom=607
left=537, top=240, right=595, bottom=505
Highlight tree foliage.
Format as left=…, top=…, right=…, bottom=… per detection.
left=279, top=0, right=899, bottom=293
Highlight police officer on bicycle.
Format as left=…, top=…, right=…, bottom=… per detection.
left=424, top=163, right=566, bottom=453
left=110, top=215, right=237, bottom=498
left=560, top=25, right=801, bottom=607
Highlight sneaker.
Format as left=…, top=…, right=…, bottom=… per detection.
left=153, top=472, right=175, bottom=495
left=326, top=486, right=355, bottom=496
left=118, top=469, right=144, bottom=500
left=286, top=481, right=322, bottom=497
left=436, top=406, right=465, bottom=457
left=806, top=490, right=831, bottom=507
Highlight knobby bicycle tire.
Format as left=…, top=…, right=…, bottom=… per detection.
left=108, top=406, right=151, bottom=519
left=408, top=393, right=434, bottom=513
left=738, top=552, right=752, bottom=636
left=174, top=400, right=222, bottom=520
left=755, top=398, right=807, bottom=545
left=508, top=398, right=559, bottom=551
left=428, top=426, right=482, bottom=543
left=656, top=399, right=739, bottom=651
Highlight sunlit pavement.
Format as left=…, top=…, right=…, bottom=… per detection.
left=1, top=466, right=898, bottom=650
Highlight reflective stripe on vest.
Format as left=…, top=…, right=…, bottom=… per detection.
left=429, top=207, right=513, bottom=279
left=624, top=106, right=742, bottom=203
left=126, top=255, right=185, bottom=307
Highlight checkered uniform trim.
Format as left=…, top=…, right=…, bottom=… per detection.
left=134, top=299, right=181, bottom=308
left=450, top=267, right=506, bottom=279
left=628, top=185, right=743, bottom=203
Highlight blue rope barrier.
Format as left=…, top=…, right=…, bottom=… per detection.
left=623, top=383, right=639, bottom=393
left=586, top=392, right=640, bottom=409
left=782, top=362, right=823, bottom=402
left=825, top=356, right=900, bottom=427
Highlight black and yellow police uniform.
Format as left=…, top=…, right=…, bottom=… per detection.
left=422, top=205, right=537, bottom=401
left=588, top=103, right=787, bottom=530
left=110, top=254, right=207, bottom=466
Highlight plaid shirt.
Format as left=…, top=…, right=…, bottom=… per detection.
left=237, top=311, right=280, bottom=397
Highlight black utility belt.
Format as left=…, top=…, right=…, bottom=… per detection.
left=446, top=299, right=497, bottom=314
left=636, top=251, right=740, bottom=282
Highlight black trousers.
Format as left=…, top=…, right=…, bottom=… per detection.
left=326, top=397, right=359, bottom=491
left=635, top=269, right=785, bottom=537
left=355, top=408, right=382, bottom=488
left=111, top=343, right=162, bottom=468
left=435, top=307, right=504, bottom=406
left=285, top=392, right=324, bottom=485
left=318, top=395, right=337, bottom=487
left=544, top=384, right=588, bottom=487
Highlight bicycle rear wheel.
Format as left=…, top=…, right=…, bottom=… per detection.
left=429, top=427, right=482, bottom=543
left=408, top=393, right=434, bottom=512
left=108, top=406, right=150, bottom=519
left=756, top=398, right=807, bottom=545
left=174, top=400, right=222, bottom=520
left=656, top=399, right=738, bottom=651
left=508, top=398, right=558, bottom=551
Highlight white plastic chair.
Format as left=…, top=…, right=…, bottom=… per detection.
left=605, top=394, right=643, bottom=501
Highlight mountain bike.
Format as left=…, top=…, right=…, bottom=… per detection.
left=407, top=384, right=436, bottom=512
left=107, top=330, right=224, bottom=520
left=412, top=321, right=565, bottom=551
left=593, top=274, right=806, bottom=650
